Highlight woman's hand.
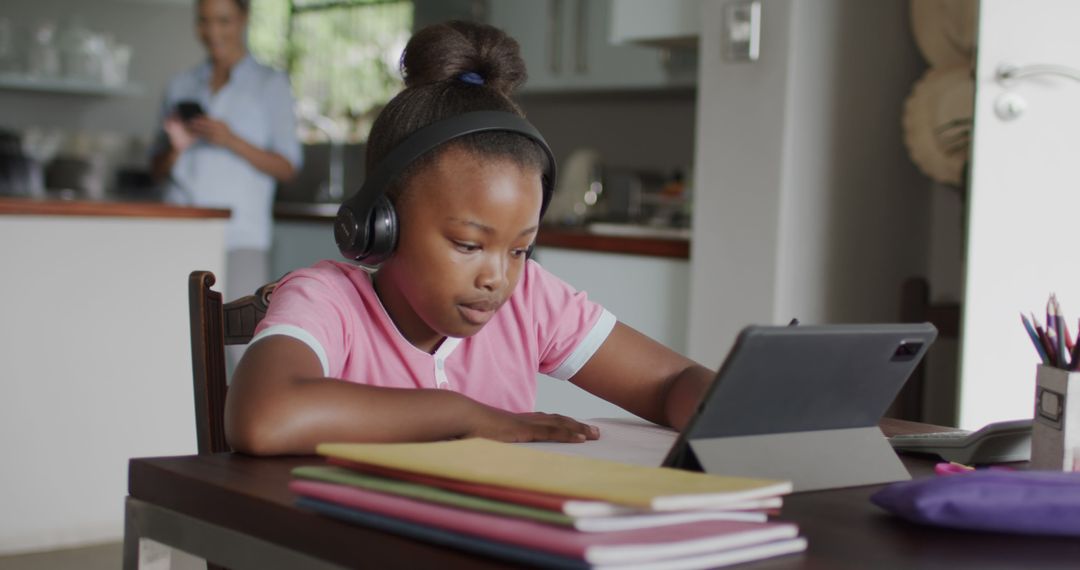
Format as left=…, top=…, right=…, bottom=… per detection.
left=182, top=115, right=297, bottom=182
left=163, top=115, right=196, bottom=154
left=187, top=116, right=237, bottom=149
left=465, top=408, right=600, bottom=443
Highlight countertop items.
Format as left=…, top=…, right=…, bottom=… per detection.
left=1, top=18, right=136, bottom=94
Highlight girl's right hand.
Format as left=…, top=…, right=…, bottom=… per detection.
left=466, top=408, right=600, bottom=443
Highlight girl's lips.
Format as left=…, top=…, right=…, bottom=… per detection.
left=457, top=302, right=497, bottom=325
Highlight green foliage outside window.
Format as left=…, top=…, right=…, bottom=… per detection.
left=248, top=0, right=412, bottom=143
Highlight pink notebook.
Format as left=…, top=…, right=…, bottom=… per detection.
left=290, top=480, right=799, bottom=565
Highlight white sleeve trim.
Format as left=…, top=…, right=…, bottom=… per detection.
left=250, top=324, right=330, bottom=377
left=548, top=309, right=617, bottom=381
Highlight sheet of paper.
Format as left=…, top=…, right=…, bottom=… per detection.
left=517, top=417, right=678, bottom=467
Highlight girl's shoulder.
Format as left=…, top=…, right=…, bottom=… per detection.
left=506, top=259, right=596, bottom=320
left=277, top=260, right=374, bottom=299
left=516, top=258, right=574, bottom=298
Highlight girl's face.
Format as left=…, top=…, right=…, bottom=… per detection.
left=374, top=145, right=544, bottom=353
left=197, top=0, right=248, bottom=64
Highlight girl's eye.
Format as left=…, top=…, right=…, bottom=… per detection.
left=510, top=247, right=530, bottom=258
left=453, top=241, right=480, bottom=253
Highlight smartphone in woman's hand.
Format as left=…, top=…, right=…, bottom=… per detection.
left=176, top=100, right=206, bottom=122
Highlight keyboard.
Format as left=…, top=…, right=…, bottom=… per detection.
left=888, top=430, right=973, bottom=445
left=888, top=419, right=1032, bottom=464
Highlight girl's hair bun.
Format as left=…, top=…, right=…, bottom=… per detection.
left=401, top=20, right=527, bottom=98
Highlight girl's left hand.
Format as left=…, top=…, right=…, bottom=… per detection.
left=187, top=116, right=237, bottom=148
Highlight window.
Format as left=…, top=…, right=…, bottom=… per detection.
left=248, top=0, right=412, bottom=143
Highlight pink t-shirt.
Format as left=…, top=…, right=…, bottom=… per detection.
left=251, top=259, right=616, bottom=412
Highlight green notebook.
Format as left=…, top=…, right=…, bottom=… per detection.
left=292, top=465, right=573, bottom=526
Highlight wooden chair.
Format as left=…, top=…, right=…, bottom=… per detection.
left=886, top=277, right=961, bottom=422
left=188, top=270, right=278, bottom=455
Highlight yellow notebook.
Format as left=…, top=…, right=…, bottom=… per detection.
left=316, top=438, right=791, bottom=510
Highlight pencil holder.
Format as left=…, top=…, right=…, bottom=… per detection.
left=1030, top=365, right=1080, bottom=471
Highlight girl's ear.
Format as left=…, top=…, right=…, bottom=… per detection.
left=335, top=193, right=399, bottom=267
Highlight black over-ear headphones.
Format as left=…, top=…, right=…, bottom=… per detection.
left=334, top=110, right=558, bottom=267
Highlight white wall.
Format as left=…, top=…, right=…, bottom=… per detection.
left=959, top=0, right=1080, bottom=428
left=687, top=0, right=931, bottom=363
left=0, top=0, right=202, bottom=140
left=0, top=214, right=226, bottom=554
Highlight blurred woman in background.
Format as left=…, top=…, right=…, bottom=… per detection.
left=151, top=0, right=301, bottom=302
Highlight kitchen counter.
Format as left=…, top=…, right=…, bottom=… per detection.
left=538, top=225, right=689, bottom=259
left=0, top=197, right=229, bottom=219
left=1, top=198, right=227, bottom=553
left=272, top=202, right=690, bottom=259
left=273, top=201, right=339, bottom=222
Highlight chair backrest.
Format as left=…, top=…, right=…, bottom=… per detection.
left=188, top=270, right=277, bottom=455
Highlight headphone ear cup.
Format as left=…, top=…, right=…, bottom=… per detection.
left=356, top=194, right=398, bottom=266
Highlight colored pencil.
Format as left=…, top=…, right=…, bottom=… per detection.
left=1055, top=296, right=1069, bottom=367
left=1037, top=323, right=1057, bottom=366
left=1021, top=313, right=1050, bottom=365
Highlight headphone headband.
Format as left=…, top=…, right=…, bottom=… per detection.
left=335, top=111, right=557, bottom=265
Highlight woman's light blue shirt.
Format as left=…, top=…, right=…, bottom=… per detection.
left=153, top=55, right=302, bottom=250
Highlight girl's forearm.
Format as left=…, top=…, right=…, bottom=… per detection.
left=227, top=380, right=478, bottom=455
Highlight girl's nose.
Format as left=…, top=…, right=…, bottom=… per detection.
left=476, top=253, right=510, bottom=292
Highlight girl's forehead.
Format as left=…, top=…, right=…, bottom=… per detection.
left=413, top=149, right=538, bottom=193
left=403, top=149, right=543, bottom=219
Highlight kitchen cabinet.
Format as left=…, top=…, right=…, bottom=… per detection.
left=609, top=0, right=702, bottom=47
left=486, top=0, right=695, bottom=92
left=271, top=218, right=341, bottom=278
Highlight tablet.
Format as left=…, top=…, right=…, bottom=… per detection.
left=663, top=323, right=938, bottom=491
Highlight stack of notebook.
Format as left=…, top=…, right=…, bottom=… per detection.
left=290, top=438, right=806, bottom=569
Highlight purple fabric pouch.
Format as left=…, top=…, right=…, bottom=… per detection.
left=871, top=470, right=1080, bottom=536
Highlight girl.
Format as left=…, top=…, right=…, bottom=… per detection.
left=226, top=20, right=714, bottom=456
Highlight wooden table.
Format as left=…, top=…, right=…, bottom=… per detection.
left=124, top=420, right=1080, bottom=569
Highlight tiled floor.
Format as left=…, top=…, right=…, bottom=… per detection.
left=0, top=542, right=203, bottom=570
